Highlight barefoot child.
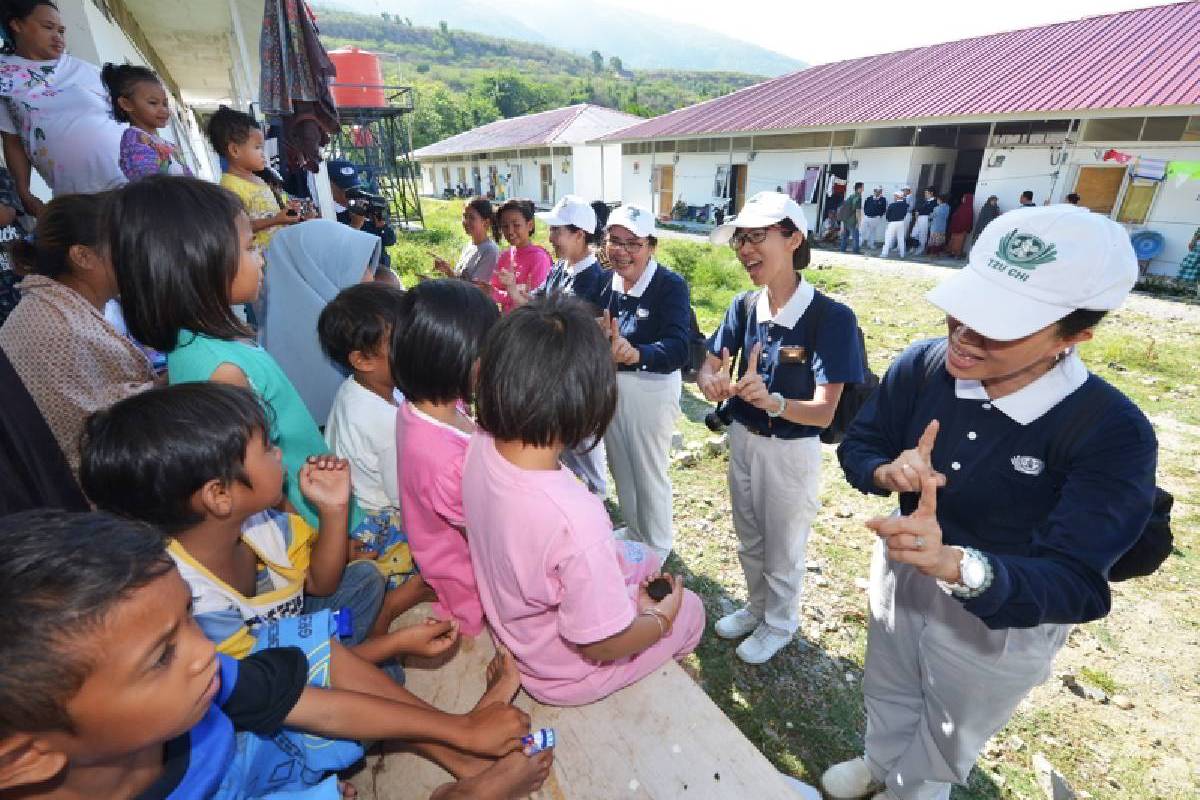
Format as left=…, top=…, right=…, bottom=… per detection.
left=81, top=382, right=431, bottom=670
left=320, top=282, right=431, bottom=634
left=110, top=175, right=356, bottom=532
left=393, top=279, right=500, bottom=636
left=101, top=63, right=193, bottom=181
left=0, top=510, right=550, bottom=799
left=465, top=296, right=706, bottom=705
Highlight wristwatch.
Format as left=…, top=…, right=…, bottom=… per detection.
left=766, top=392, right=787, bottom=418
left=938, top=546, right=993, bottom=599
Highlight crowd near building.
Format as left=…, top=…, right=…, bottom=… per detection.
left=417, top=2, right=1200, bottom=278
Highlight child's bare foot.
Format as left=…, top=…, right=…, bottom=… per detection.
left=430, top=750, right=553, bottom=800
left=477, top=644, right=521, bottom=708
left=338, top=779, right=358, bottom=799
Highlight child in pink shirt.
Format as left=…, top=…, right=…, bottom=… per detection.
left=464, top=296, right=705, bottom=705
left=393, top=279, right=500, bottom=636
left=491, top=199, right=552, bottom=312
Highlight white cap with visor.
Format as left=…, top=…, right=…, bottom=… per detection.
left=709, top=191, right=810, bottom=245
left=606, top=204, right=655, bottom=239
left=926, top=205, right=1137, bottom=341
left=535, top=194, right=597, bottom=234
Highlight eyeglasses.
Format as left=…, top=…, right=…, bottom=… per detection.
left=728, top=226, right=779, bottom=250
left=607, top=237, right=646, bottom=252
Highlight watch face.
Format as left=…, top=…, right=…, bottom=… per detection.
left=962, top=556, right=986, bottom=589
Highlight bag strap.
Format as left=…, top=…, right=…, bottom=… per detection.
left=732, top=288, right=762, bottom=382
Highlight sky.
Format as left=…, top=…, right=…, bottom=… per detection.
left=598, top=0, right=1183, bottom=64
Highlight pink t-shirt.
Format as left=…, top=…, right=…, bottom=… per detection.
left=396, top=401, right=484, bottom=635
left=463, top=432, right=649, bottom=703
left=490, top=243, right=552, bottom=312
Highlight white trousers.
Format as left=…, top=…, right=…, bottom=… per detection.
left=727, top=423, right=822, bottom=634
left=860, top=216, right=884, bottom=248
left=912, top=215, right=930, bottom=252
left=863, top=540, right=1069, bottom=800
left=561, top=437, right=607, bottom=496
left=881, top=220, right=907, bottom=257
left=605, top=370, right=681, bottom=558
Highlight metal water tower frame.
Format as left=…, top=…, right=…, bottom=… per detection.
left=328, top=84, right=424, bottom=228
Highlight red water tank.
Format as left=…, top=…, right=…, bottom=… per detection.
left=329, top=47, right=386, bottom=108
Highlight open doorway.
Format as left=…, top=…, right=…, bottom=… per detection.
left=728, top=164, right=748, bottom=214
left=817, top=163, right=849, bottom=230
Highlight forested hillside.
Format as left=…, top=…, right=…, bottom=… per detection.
left=315, top=8, right=765, bottom=149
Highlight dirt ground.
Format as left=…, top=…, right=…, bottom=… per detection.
left=654, top=254, right=1199, bottom=799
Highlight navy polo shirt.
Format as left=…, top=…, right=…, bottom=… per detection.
left=916, top=197, right=937, bottom=216
left=838, top=339, right=1157, bottom=630
left=885, top=201, right=910, bottom=222
left=593, top=259, right=692, bottom=374
left=708, top=280, right=865, bottom=439
left=863, top=196, right=887, bottom=217
left=534, top=254, right=605, bottom=312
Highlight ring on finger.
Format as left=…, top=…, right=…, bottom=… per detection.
left=915, top=536, right=925, bottom=549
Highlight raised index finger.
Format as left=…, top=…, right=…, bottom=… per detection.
left=915, top=472, right=939, bottom=517
left=916, top=419, right=940, bottom=461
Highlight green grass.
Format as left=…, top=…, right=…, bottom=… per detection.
left=396, top=198, right=1200, bottom=799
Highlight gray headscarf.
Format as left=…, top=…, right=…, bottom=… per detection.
left=259, top=219, right=382, bottom=424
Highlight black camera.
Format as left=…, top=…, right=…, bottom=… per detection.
left=345, top=188, right=389, bottom=219
left=704, top=400, right=735, bottom=433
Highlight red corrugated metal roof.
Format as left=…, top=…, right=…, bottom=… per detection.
left=602, top=2, right=1200, bottom=141
left=414, top=104, right=640, bottom=158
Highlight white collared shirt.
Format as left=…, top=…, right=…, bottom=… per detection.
left=611, top=259, right=658, bottom=297
left=955, top=350, right=1088, bottom=425
left=568, top=253, right=597, bottom=276
left=755, top=277, right=815, bottom=330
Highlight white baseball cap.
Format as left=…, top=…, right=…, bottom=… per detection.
left=892, top=190, right=904, bottom=198
left=926, top=205, right=1137, bottom=341
left=535, top=194, right=597, bottom=234
left=709, top=191, right=810, bottom=245
left=606, top=204, right=655, bottom=238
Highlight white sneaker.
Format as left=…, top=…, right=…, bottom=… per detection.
left=735, top=623, right=792, bottom=664
left=714, top=608, right=760, bottom=640
left=821, top=756, right=877, bottom=799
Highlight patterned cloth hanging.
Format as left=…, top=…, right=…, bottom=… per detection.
left=260, top=0, right=339, bottom=172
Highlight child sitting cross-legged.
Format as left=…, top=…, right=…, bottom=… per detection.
left=0, top=510, right=554, bottom=800
left=319, top=281, right=433, bottom=637
left=465, top=296, right=706, bottom=706
left=81, top=382, right=449, bottom=677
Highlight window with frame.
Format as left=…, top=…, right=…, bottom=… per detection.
left=1115, top=178, right=1158, bottom=224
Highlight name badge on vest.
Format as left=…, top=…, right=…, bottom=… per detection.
left=779, top=346, right=807, bottom=364
left=635, top=307, right=650, bottom=319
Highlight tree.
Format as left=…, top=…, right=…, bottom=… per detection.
left=608, top=55, right=623, bottom=74
left=590, top=50, right=603, bottom=73
left=438, top=20, right=449, bottom=34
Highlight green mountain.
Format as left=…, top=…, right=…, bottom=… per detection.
left=315, top=8, right=767, bottom=151
left=317, top=0, right=805, bottom=76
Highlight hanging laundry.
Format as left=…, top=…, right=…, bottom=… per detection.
left=1165, top=160, right=1200, bottom=184
left=1133, top=157, right=1168, bottom=181
left=786, top=180, right=805, bottom=204
left=1102, top=149, right=1133, bottom=164
left=803, top=165, right=821, bottom=203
